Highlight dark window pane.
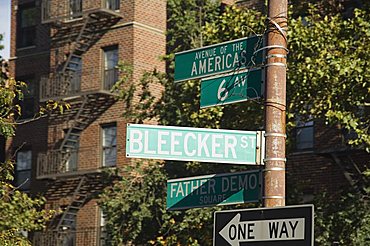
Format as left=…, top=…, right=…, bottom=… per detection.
left=18, top=5, right=37, bottom=47
left=103, top=147, right=116, bottom=167
left=16, top=170, right=31, bottom=190
left=106, top=0, right=120, bottom=10
left=18, top=77, right=35, bottom=120
left=16, top=150, right=32, bottom=190
left=16, top=150, right=32, bottom=170
left=296, top=123, right=314, bottom=150
left=21, top=7, right=37, bottom=27
left=102, top=125, right=117, bottom=167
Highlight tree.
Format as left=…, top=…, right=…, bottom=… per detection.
left=0, top=54, right=56, bottom=245
left=100, top=2, right=370, bottom=245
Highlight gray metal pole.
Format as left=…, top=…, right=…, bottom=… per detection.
left=264, top=0, right=288, bottom=207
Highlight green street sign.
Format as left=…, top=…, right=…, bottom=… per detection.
left=200, top=68, right=263, bottom=108
left=174, top=36, right=263, bottom=83
left=126, top=124, right=264, bottom=165
left=167, top=170, right=261, bottom=210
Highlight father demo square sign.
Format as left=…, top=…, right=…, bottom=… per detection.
left=126, top=124, right=264, bottom=165
left=174, top=36, right=263, bottom=82
left=167, top=170, right=261, bottom=210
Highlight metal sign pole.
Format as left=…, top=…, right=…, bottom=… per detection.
left=264, top=0, right=288, bottom=207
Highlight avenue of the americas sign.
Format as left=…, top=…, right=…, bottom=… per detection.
left=126, top=124, right=264, bottom=165
left=174, top=36, right=263, bottom=83
left=214, top=205, right=314, bottom=246
left=200, top=68, right=263, bottom=108
left=166, top=170, right=261, bottom=210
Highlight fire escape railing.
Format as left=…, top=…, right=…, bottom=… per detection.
left=33, top=227, right=108, bottom=246
left=41, top=0, right=121, bottom=23
left=40, top=73, right=81, bottom=100
left=37, top=148, right=98, bottom=178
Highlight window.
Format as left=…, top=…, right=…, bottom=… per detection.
left=103, top=46, right=119, bottom=90
left=106, top=0, right=120, bottom=11
left=70, top=0, right=82, bottom=19
left=295, top=121, right=314, bottom=150
left=102, top=124, right=117, bottom=167
left=63, top=129, right=79, bottom=172
left=15, top=150, right=32, bottom=191
left=67, top=56, right=82, bottom=94
left=99, top=209, right=108, bottom=245
left=18, top=77, right=35, bottom=120
left=17, top=3, right=37, bottom=48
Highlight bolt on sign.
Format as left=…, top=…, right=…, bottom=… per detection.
left=214, top=205, right=314, bottom=246
left=126, top=124, right=264, bottom=165
left=166, top=170, right=261, bottom=210
left=200, top=68, right=263, bottom=108
left=174, top=36, right=263, bottom=83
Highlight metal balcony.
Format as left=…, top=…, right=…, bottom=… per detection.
left=37, top=148, right=102, bottom=179
left=40, top=73, right=81, bottom=101
left=41, top=0, right=122, bottom=24
left=33, top=227, right=108, bottom=246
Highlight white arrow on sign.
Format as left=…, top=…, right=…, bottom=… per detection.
left=219, top=213, right=305, bottom=246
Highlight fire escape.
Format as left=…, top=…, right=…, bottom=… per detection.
left=35, top=0, right=122, bottom=245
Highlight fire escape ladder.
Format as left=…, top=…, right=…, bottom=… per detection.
left=58, top=96, right=89, bottom=171
left=330, top=153, right=367, bottom=193
left=56, top=176, right=88, bottom=232
left=58, top=15, right=95, bottom=96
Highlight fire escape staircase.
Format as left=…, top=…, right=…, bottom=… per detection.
left=330, top=152, right=368, bottom=194
left=56, top=16, right=94, bottom=97
left=57, top=95, right=89, bottom=173
left=38, top=9, right=121, bottom=178
left=54, top=176, right=87, bottom=232
left=41, top=8, right=122, bottom=101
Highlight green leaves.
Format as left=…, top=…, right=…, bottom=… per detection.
left=288, top=10, right=370, bottom=148
left=1, top=56, right=57, bottom=244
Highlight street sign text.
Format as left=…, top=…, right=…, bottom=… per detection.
left=167, top=170, right=261, bottom=210
left=126, top=124, right=263, bottom=165
left=214, top=205, right=314, bottom=246
left=174, top=36, right=263, bottom=82
left=200, top=69, right=263, bottom=108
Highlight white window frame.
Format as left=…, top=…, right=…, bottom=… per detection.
left=101, top=124, right=117, bottom=167
left=16, top=150, right=32, bottom=190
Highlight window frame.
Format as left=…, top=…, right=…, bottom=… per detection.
left=17, top=75, right=36, bottom=120
left=15, top=149, right=32, bottom=191
left=17, top=2, right=37, bottom=48
left=101, top=123, right=117, bottom=167
left=295, top=120, right=315, bottom=151
left=102, top=45, right=119, bottom=90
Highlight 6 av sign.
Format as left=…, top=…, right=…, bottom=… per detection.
left=174, top=36, right=263, bottom=82
left=200, top=68, right=263, bottom=108
left=126, top=124, right=264, bottom=165
left=214, top=205, right=314, bottom=246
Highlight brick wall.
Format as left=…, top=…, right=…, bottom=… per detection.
left=9, top=0, right=166, bottom=237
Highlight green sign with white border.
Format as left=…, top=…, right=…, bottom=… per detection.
left=167, top=170, right=262, bottom=210
left=126, top=124, right=264, bottom=165
left=174, top=36, right=263, bottom=83
left=200, top=68, right=263, bottom=108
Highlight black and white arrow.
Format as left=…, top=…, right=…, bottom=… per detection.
left=219, top=213, right=305, bottom=246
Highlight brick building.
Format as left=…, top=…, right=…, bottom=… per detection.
left=6, top=0, right=166, bottom=245
left=5, top=0, right=369, bottom=245
left=288, top=119, right=369, bottom=202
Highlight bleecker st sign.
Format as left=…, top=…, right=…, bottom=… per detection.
left=174, top=36, right=263, bottom=82
left=167, top=170, right=261, bottom=210
left=126, top=124, right=264, bottom=165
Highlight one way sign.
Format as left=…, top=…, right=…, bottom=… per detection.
left=213, top=205, right=314, bottom=246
